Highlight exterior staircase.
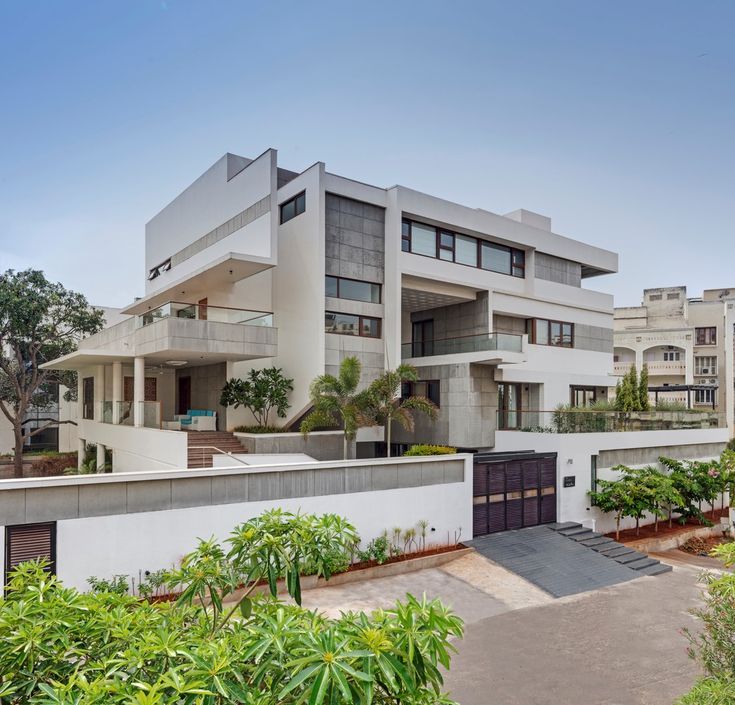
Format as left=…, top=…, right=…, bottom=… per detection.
left=187, top=431, right=248, bottom=469
left=548, top=522, right=672, bottom=576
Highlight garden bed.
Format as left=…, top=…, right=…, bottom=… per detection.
left=607, top=508, right=729, bottom=543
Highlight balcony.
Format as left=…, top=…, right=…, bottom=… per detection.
left=614, top=360, right=686, bottom=376
left=401, top=332, right=524, bottom=366
left=101, top=401, right=161, bottom=429
left=497, top=409, right=724, bottom=433
left=138, top=301, right=273, bottom=329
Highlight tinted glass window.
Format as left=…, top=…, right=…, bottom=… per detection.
left=325, top=312, right=359, bottom=335
left=325, top=276, right=338, bottom=298
left=535, top=319, right=549, bottom=345
left=340, top=278, right=377, bottom=303
left=280, top=192, right=305, bottom=224
left=361, top=317, right=380, bottom=338
left=410, top=223, right=437, bottom=257
left=455, top=234, right=477, bottom=266
left=481, top=242, right=511, bottom=274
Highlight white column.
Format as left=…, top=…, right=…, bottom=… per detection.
left=685, top=344, right=695, bottom=386
left=112, top=361, right=122, bottom=424
left=77, top=373, right=85, bottom=469
left=77, top=437, right=85, bottom=470
left=133, top=356, right=145, bottom=427
left=635, top=348, right=643, bottom=371
left=93, top=364, right=105, bottom=422
left=96, top=443, right=106, bottom=472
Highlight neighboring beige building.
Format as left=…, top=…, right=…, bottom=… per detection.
left=614, top=286, right=735, bottom=434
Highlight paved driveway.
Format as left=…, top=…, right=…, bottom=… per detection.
left=445, top=565, right=704, bottom=705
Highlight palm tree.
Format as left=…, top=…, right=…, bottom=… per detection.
left=363, top=364, right=438, bottom=457
left=300, top=356, right=371, bottom=459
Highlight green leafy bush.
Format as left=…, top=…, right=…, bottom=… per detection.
left=233, top=425, right=283, bottom=434
left=87, top=574, right=130, bottom=594
left=357, top=535, right=391, bottom=564
left=0, top=510, right=464, bottom=704
left=403, top=444, right=457, bottom=456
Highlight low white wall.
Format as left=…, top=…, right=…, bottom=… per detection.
left=55, top=480, right=470, bottom=591
left=495, top=428, right=728, bottom=532
left=79, top=421, right=188, bottom=472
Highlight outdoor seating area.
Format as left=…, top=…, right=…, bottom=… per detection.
left=174, top=409, right=217, bottom=431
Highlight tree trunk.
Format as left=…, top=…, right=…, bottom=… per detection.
left=13, top=423, right=24, bottom=478
left=386, top=419, right=392, bottom=458
left=616, top=514, right=621, bottom=542
left=343, top=434, right=349, bottom=461
left=635, top=516, right=640, bottom=537
left=668, top=507, right=672, bottom=529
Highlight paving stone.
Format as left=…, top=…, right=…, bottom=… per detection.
left=558, top=526, right=592, bottom=536
left=547, top=522, right=582, bottom=531
left=626, top=557, right=659, bottom=570
left=635, top=562, right=673, bottom=576
left=613, top=551, right=649, bottom=564
left=580, top=536, right=614, bottom=547
left=599, top=546, right=636, bottom=558
left=570, top=531, right=601, bottom=542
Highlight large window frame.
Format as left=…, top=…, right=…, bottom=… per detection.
left=401, top=380, right=441, bottom=407
left=527, top=318, right=574, bottom=348
left=694, top=387, right=716, bottom=405
left=695, top=327, right=717, bottom=346
left=280, top=191, right=306, bottom=224
left=694, top=356, right=717, bottom=375
left=325, top=311, right=381, bottom=339
left=401, top=219, right=525, bottom=278
left=325, top=275, right=381, bottom=304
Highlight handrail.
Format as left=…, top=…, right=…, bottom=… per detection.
left=402, top=331, right=523, bottom=344
left=162, top=301, right=272, bottom=315
left=189, top=446, right=251, bottom=467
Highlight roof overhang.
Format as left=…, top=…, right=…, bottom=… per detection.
left=40, top=349, right=135, bottom=371
left=122, top=253, right=274, bottom=315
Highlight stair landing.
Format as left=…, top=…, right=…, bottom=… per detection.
left=186, top=431, right=247, bottom=468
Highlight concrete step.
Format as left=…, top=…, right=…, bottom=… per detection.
left=635, top=562, right=673, bottom=576
left=596, top=544, right=630, bottom=556
left=580, top=536, right=615, bottom=548
left=558, top=526, right=593, bottom=537
left=626, top=557, right=660, bottom=571
left=570, top=531, right=601, bottom=542
left=613, top=551, right=650, bottom=565
left=548, top=522, right=582, bottom=531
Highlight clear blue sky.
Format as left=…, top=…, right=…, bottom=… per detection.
left=1, top=1, right=733, bottom=308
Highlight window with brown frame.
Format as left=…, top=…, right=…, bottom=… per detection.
left=82, top=377, right=94, bottom=420
left=695, top=327, right=717, bottom=345
left=401, top=219, right=525, bottom=278
left=325, top=275, right=381, bottom=304
left=325, top=311, right=381, bottom=338
left=527, top=318, right=574, bottom=347
left=401, top=380, right=440, bottom=407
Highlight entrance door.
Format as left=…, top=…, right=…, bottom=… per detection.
left=473, top=453, right=557, bottom=536
left=571, top=385, right=596, bottom=407
left=412, top=319, right=434, bottom=357
left=498, top=383, right=522, bottom=429
left=178, top=376, right=191, bottom=415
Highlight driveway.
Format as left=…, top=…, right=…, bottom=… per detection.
left=445, top=564, right=705, bottom=705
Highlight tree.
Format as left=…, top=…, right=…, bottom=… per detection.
left=628, top=465, right=684, bottom=533
left=588, top=468, right=644, bottom=540
left=0, top=510, right=465, bottom=704
left=362, top=364, right=438, bottom=457
left=0, top=269, right=104, bottom=477
left=220, top=367, right=294, bottom=430
left=638, top=363, right=650, bottom=411
left=300, top=356, right=372, bottom=459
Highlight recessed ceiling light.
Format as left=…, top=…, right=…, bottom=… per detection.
left=166, top=360, right=187, bottom=367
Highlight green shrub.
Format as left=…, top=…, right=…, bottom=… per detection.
left=357, top=535, right=391, bottom=564
left=233, top=425, right=284, bottom=434
left=87, top=574, right=130, bottom=595
left=403, top=444, right=457, bottom=456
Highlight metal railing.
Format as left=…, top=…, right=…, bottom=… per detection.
left=401, top=332, right=523, bottom=359
left=497, top=409, right=726, bottom=433
left=138, top=301, right=274, bottom=328
left=189, top=446, right=250, bottom=468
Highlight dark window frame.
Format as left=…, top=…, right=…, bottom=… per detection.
left=324, top=275, right=381, bottom=304
left=147, top=258, right=171, bottom=281
left=527, top=318, right=575, bottom=348
left=324, top=311, right=381, bottom=339
left=279, top=191, right=306, bottom=224
left=401, top=218, right=525, bottom=278
left=695, top=326, right=717, bottom=345
left=570, top=385, right=597, bottom=407
left=82, top=377, right=94, bottom=420
left=402, top=379, right=441, bottom=407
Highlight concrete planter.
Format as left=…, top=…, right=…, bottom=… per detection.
left=233, top=430, right=352, bottom=461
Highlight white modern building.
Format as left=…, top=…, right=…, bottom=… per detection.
left=40, top=147, right=627, bottom=470
left=614, top=286, right=735, bottom=434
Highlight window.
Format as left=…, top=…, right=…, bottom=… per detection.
left=402, top=380, right=440, bottom=407
left=325, top=311, right=381, bottom=338
left=667, top=293, right=680, bottom=300
left=325, top=276, right=381, bottom=303
left=694, top=388, right=716, bottom=405
left=527, top=318, right=574, bottom=347
left=590, top=455, right=598, bottom=505
left=147, top=258, right=171, bottom=281
left=401, top=219, right=524, bottom=278
left=280, top=191, right=306, bottom=224
left=82, top=377, right=94, bottom=420
left=649, top=294, right=662, bottom=301
left=695, top=327, right=717, bottom=345
left=571, top=386, right=596, bottom=407
left=695, top=356, right=717, bottom=375
left=663, top=351, right=681, bottom=361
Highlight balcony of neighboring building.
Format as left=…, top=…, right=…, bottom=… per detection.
left=614, top=345, right=687, bottom=378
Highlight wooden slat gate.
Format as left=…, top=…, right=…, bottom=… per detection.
left=473, top=452, right=557, bottom=536
left=4, top=522, right=56, bottom=581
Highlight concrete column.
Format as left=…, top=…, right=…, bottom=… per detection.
left=685, top=345, right=695, bottom=386
left=635, top=348, right=643, bottom=371
left=112, top=361, right=122, bottom=424
left=77, top=372, right=84, bottom=424
left=133, top=356, right=145, bottom=428
left=96, top=443, right=106, bottom=472
left=77, top=437, right=85, bottom=470
left=93, top=365, right=105, bottom=422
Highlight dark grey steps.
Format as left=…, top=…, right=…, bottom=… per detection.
left=570, top=531, right=601, bottom=542
left=591, top=540, right=623, bottom=552
left=635, top=562, right=673, bottom=576
left=558, top=526, right=594, bottom=537
left=596, top=544, right=631, bottom=556
left=626, top=557, right=659, bottom=571
left=613, top=551, right=650, bottom=565
left=548, top=522, right=582, bottom=531
left=581, top=536, right=615, bottom=548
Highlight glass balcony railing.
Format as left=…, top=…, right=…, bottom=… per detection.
left=98, top=401, right=160, bottom=428
left=137, top=302, right=273, bottom=328
left=401, top=332, right=523, bottom=359
left=497, top=409, right=725, bottom=433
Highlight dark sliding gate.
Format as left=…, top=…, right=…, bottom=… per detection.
left=473, top=452, right=557, bottom=536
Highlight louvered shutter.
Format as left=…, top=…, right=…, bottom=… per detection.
left=5, top=523, right=56, bottom=576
